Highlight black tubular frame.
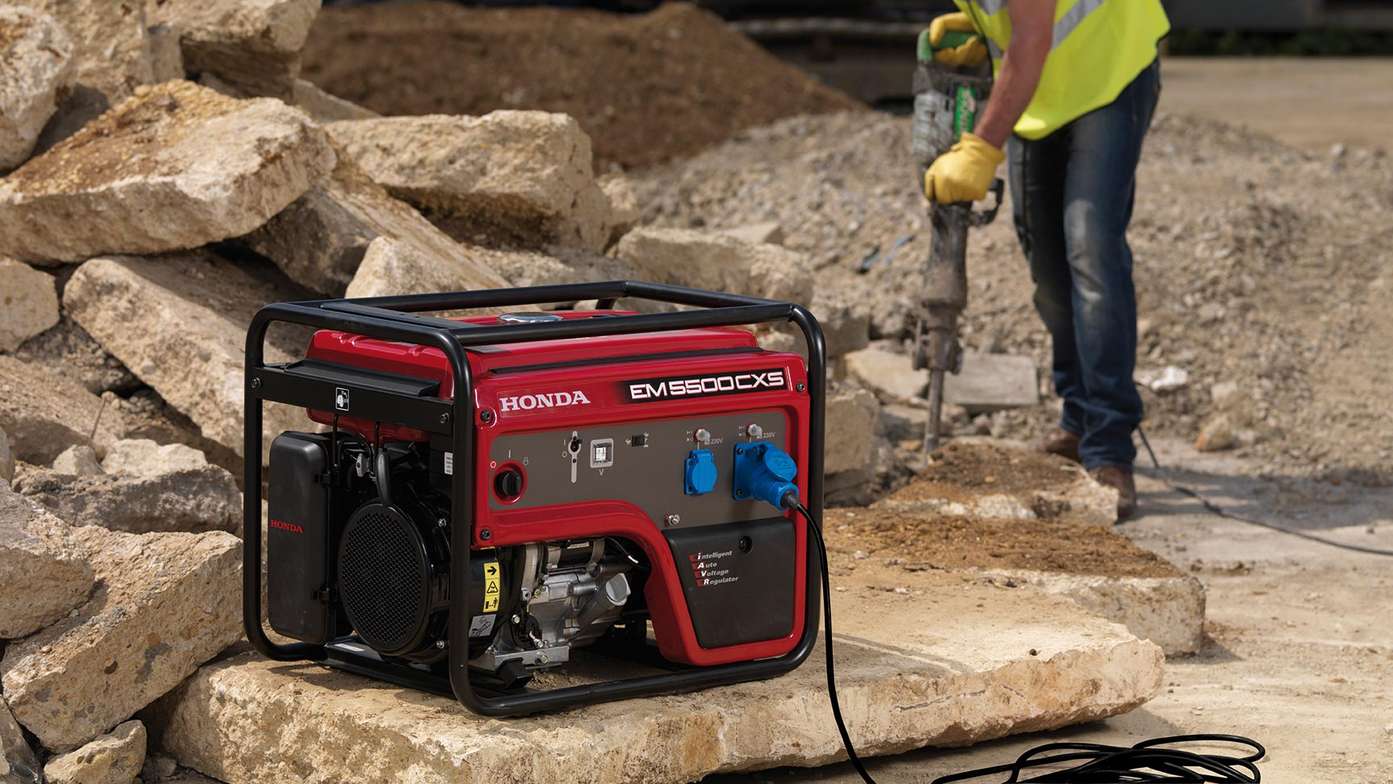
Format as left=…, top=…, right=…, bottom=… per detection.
left=243, top=280, right=826, bottom=716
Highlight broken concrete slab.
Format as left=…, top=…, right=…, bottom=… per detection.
left=17, top=461, right=241, bottom=534
left=719, top=221, right=785, bottom=246
left=150, top=0, right=320, bottom=100
left=43, top=720, right=146, bottom=784
left=101, top=439, right=207, bottom=477
left=943, top=351, right=1039, bottom=412
left=13, top=0, right=154, bottom=145
left=613, top=227, right=813, bottom=304
left=1, top=697, right=42, bottom=784
left=243, top=153, right=506, bottom=295
left=0, top=355, right=113, bottom=465
left=846, top=344, right=922, bottom=402
left=292, top=79, right=377, bottom=123
left=0, top=485, right=94, bottom=639
left=0, top=525, right=241, bottom=752
left=825, top=386, right=878, bottom=476
left=825, top=506, right=1203, bottom=656
left=878, top=441, right=1118, bottom=527
left=64, top=253, right=313, bottom=458
left=0, top=259, right=58, bottom=351
left=599, top=173, right=640, bottom=248
left=0, top=80, right=335, bottom=263
left=344, top=235, right=512, bottom=299
left=51, top=444, right=102, bottom=476
left=0, top=6, right=73, bottom=171
left=327, top=111, right=612, bottom=251
left=149, top=567, right=1161, bottom=784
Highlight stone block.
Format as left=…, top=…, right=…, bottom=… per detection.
left=0, top=81, right=334, bottom=263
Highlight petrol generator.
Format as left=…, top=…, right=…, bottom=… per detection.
left=243, top=281, right=826, bottom=716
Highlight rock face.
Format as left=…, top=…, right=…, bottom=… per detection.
left=0, top=525, right=242, bottom=752
left=0, top=80, right=335, bottom=263
left=17, top=463, right=241, bottom=534
left=0, top=355, right=112, bottom=465
left=327, top=112, right=611, bottom=251
left=244, top=154, right=506, bottom=295
left=0, top=6, right=73, bottom=170
left=0, top=259, right=58, bottom=351
left=63, top=254, right=312, bottom=458
left=825, top=386, right=878, bottom=476
left=149, top=567, right=1162, bottom=784
left=43, top=720, right=146, bottom=784
left=150, top=0, right=320, bottom=100
left=344, top=236, right=512, bottom=299
left=0, top=486, right=94, bottom=639
left=0, top=698, right=41, bottom=784
left=12, top=0, right=153, bottom=136
left=613, top=227, right=813, bottom=304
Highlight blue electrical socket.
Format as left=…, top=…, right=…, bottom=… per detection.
left=732, top=441, right=798, bottom=509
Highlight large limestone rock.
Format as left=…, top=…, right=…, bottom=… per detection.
left=0, top=486, right=94, bottom=639
left=0, top=698, right=41, bottom=784
left=18, top=462, right=241, bottom=534
left=0, top=259, right=58, bottom=351
left=825, top=386, right=878, bottom=476
left=149, top=566, right=1161, bottom=784
left=847, top=344, right=924, bottom=401
left=13, top=0, right=153, bottom=142
left=0, top=525, right=241, bottom=752
left=150, top=0, right=320, bottom=100
left=345, top=236, right=513, bottom=299
left=50, top=444, right=102, bottom=476
left=613, top=227, right=813, bottom=305
left=43, top=720, right=146, bottom=784
left=101, top=439, right=208, bottom=477
left=0, top=80, right=335, bottom=263
left=0, top=355, right=112, bottom=465
left=63, top=254, right=312, bottom=458
left=0, top=6, right=73, bottom=170
left=327, top=112, right=612, bottom=251
left=244, top=153, right=506, bottom=295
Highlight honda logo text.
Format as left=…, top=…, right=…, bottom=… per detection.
left=499, top=390, right=592, bottom=413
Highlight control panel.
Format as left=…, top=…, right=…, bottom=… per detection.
left=485, top=411, right=790, bottom=529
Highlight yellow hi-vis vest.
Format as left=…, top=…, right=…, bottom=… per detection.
left=954, top=0, right=1170, bottom=140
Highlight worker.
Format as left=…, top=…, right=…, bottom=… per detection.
left=922, top=0, right=1169, bottom=520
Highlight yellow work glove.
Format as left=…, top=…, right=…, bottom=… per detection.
left=929, top=12, right=988, bottom=67
left=923, top=132, right=1004, bottom=204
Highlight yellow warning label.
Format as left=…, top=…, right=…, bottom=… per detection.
left=482, top=561, right=500, bottom=612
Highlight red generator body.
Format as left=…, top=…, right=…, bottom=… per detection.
left=243, top=282, right=826, bottom=716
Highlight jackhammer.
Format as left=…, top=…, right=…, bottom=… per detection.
left=910, top=29, right=1003, bottom=456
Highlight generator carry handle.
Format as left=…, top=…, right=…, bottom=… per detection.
left=243, top=280, right=827, bottom=717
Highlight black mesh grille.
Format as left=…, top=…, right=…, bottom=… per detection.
left=337, top=504, right=429, bottom=655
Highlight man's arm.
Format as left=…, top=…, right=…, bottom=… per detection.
left=972, top=0, right=1054, bottom=148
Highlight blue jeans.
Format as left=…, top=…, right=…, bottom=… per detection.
left=1007, top=60, right=1160, bottom=470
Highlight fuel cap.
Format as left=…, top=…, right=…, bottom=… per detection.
left=498, top=312, right=563, bottom=324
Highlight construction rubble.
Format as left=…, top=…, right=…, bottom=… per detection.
left=21, top=3, right=1378, bottom=784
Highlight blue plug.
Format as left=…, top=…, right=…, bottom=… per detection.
left=732, top=442, right=798, bottom=509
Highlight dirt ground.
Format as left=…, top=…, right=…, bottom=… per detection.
left=1160, top=58, right=1393, bottom=153
left=299, top=1, right=863, bottom=170
left=712, top=438, right=1393, bottom=783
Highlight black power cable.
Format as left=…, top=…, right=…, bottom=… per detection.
left=781, top=492, right=1269, bottom=784
left=1136, top=428, right=1393, bottom=558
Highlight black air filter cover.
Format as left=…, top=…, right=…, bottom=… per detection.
left=337, top=502, right=435, bottom=656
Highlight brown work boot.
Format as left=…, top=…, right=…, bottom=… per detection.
left=1037, top=428, right=1081, bottom=464
left=1090, top=464, right=1137, bottom=522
